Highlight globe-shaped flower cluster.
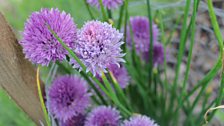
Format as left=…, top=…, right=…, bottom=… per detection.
left=20, top=8, right=77, bottom=66
left=72, top=21, right=125, bottom=75
left=85, top=106, right=121, bottom=126
left=127, top=16, right=164, bottom=66
left=48, top=75, right=90, bottom=122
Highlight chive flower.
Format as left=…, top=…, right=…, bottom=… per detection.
left=85, top=106, right=121, bottom=126
left=71, top=21, right=125, bottom=76
left=48, top=75, right=90, bottom=122
left=127, top=16, right=164, bottom=66
left=87, top=0, right=123, bottom=10
left=60, top=114, right=86, bottom=126
left=20, top=8, right=77, bottom=66
left=123, top=115, right=159, bottom=126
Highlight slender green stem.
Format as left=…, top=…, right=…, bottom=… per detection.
left=184, top=57, right=221, bottom=125
left=207, top=0, right=224, bottom=50
left=101, top=72, right=116, bottom=95
left=174, top=0, right=198, bottom=125
left=183, top=0, right=224, bottom=100
left=184, top=57, right=222, bottom=100
left=117, top=4, right=125, bottom=30
left=107, top=9, right=112, bottom=19
left=127, top=20, right=152, bottom=113
left=122, top=0, right=129, bottom=53
left=146, top=0, right=154, bottom=85
left=37, top=67, right=51, bottom=126
left=169, top=0, right=191, bottom=117
left=172, top=0, right=191, bottom=96
left=158, top=12, right=169, bottom=117
left=186, top=0, right=224, bottom=124
left=207, top=73, right=224, bottom=121
left=98, top=0, right=107, bottom=21
left=80, top=71, right=107, bottom=105
left=108, top=71, right=132, bottom=111
left=196, top=93, right=212, bottom=125
left=207, top=0, right=224, bottom=122
left=101, top=72, right=132, bottom=116
left=83, top=0, right=95, bottom=19
left=56, top=62, right=71, bottom=74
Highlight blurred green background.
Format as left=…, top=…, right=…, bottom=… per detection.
left=0, top=0, right=223, bottom=125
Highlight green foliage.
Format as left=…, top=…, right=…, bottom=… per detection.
left=0, top=89, right=35, bottom=126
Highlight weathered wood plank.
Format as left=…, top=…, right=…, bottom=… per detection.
left=0, top=12, right=46, bottom=125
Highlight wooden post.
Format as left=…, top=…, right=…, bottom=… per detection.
left=0, top=13, right=46, bottom=125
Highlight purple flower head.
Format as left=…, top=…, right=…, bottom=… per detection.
left=20, top=8, right=77, bottom=66
left=126, top=16, right=163, bottom=66
left=127, top=16, right=159, bottom=53
left=123, top=115, right=159, bottom=126
left=85, top=106, right=121, bottom=126
left=87, top=0, right=123, bottom=10
left=72, top=21, right=125, bottom=76
left=60, top=114, right=86, bottom=126
left=48, top=75, right=90, bottom=122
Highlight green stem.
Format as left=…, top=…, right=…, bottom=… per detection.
left=196, top=93, right=212, bottom=125
left=127, top=20, right=153, bottom=114
left=207, top=0, right=224, bottom=50
left=169, top=0, right=191, bottom=118
left=37, top=67, right=51, bottom=126
left=80, top=71, right=107, bottom=105
left=117, top=4, right=125, bottom=30
left=56, top=61, right=71, bottom=74
left=98, top=0, right=107, bottom=21
left=174, top=0, right=198, bottom=125
left=186, top=0, right=224, bottom=124
left=206, top=1, right=224, bottom=120
left=122, top=0, right=129, bottom=53
left=184, top=57, right=222, bottom=100
left=146, top=0, right=154, bottom=85
left=107, top=9, right=112, bottom=19
left=158, top=12, right=169, bottom=118
left=83, top=0, right=95, bottom=19
left=172, top=0, right=191, bottom=97
left=108, top=71, right=132, bottom=111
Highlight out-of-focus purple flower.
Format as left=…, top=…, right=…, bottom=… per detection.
left=87, top=0, right=123, bottom=10
left=123, top=115, right=159, bottom=126
left=85, top=106, right=121, bottom=126
left=20, top=8, right=77, bottom=66
left=126, top=16, right=164, bottom=66
left=48, top=75, right=90, bottom=122
left=60, top=114, right=86, bottom=126
left=71, top=21, right=125, bottom=76
left=127, top=16, right=159, bottom=52
left=143, top=42, right=164, bottom=67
